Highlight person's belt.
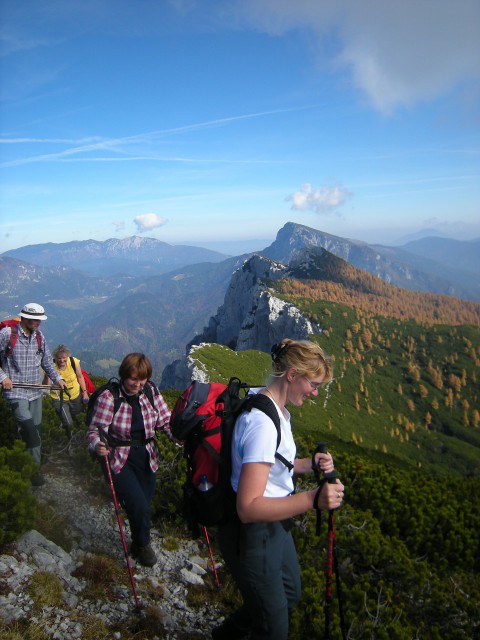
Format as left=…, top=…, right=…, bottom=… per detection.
left=103, top=432, right=156, bottom=447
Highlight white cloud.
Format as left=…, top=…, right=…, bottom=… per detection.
left=286, top=182, right=352, bottom=214
left=113, top=220, right=125, bottom=232
left=234, top=0, right=480, bottom=113
left=133, top=213, right=168, bottom=233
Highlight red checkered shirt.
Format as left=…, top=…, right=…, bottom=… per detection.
left=86, top=382, right=171, bottom=474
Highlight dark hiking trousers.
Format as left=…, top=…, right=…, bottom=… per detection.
left=51, top=394, right=83, bottom=427
left=218, top=517, right=302, bottom=640
left=111, top=445, right=156, bottom=548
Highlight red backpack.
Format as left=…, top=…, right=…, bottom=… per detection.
left=170, top=377, right=286, bottom=536
left=0, top=318, right=43, bottom=358
left=82, top=370, right=96, bottom=394
left=68, top=356, right=96, bottom=394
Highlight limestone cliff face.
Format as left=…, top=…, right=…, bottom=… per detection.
left=161, top=254, right=319, bottom=388
left=192, top=253, right=319, bottom=352
left=198, top=254, right=286, bottom=347
left=236, top=291, right=315, bottom=351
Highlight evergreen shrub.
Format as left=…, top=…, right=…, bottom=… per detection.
left=0, top=441, right=36, bottom=548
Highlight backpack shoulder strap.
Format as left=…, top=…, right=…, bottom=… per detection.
left=246, top=394, right=294, bottom=472
left=4, top=323, right=43, bottom=357
left=5, top=324, right=18, bottom=358
left=104, top=379, right=155, bottom=414
left=142, top=381, right=156, bottom=408
left=70, top=356, right=76, bottom=371
left=35, top=329, right=43, bottom=353
left=247, top=394, right=280, bottom=446
left=110, top=380, right=124, bottom=414
left=89, top=380, right=123, bottom=442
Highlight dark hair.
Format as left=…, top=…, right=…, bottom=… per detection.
left=271, top=338, right=333, bottom=384
left=118, top=353, right=152, bottom=381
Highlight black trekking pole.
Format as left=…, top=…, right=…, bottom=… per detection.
left=12, top=383, right=62, bottom=390
left=203, top=525, right=221, bottom=589
left=101, top=447, right=141, bottom=611
left=49, top=385, right=72, bottom=439
left=58, top=388, right=72, bottom=439
left=313, top=442, right=347, bottom=640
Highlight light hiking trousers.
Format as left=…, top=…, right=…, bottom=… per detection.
left=218, top=518, right=302, bottom=640
left=8, top=396, right=43, bottom=465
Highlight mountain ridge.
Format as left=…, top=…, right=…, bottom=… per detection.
left=261, top=222, right=479, bottom=301
left=2, top=236, right=229, bottom=277
left=1, top=222, right=479, bottom=380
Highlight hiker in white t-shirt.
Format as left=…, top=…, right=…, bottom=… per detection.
left=215, top=339, right=345, bottom=640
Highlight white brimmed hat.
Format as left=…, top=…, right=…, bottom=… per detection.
left=20, top=303, right=48, bottom=320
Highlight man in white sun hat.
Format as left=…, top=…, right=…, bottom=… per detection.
left=0, top=303, right=67, bottom=485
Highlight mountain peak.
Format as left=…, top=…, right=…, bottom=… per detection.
left=2, top=236, right=228, bottom=277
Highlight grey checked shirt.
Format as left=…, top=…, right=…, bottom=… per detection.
left=0, top=325, right=62, bottom=401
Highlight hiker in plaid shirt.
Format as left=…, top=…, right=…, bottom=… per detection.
left=0, top=303, right=67, bottom=486
left=86, top=352, right=173, bottom=567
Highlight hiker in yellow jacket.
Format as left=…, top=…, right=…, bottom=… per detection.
left=45, top=344, right=89, bottom=431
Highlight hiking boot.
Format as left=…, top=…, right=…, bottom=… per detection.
left=31, top=472, right=46, bottom=487
left=211, top=614, right=250, bottom=639
left=135, top=543, right=157, bottom=567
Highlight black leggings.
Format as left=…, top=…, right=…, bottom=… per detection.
left=110, top=446, right=156, bottom=548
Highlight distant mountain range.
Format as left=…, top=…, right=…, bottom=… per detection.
left=0, top=253, right=242, bottom=380
left=2, top=236, right=228, bottom=277
left=1, top=222, right=479, bottom=381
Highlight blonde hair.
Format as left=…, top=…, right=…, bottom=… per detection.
left=52, top=344, right=71, bottom=360
left=271, top=338, right=333, bottom=385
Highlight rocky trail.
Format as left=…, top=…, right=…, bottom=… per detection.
left=0, top=445, right=228, bottom=640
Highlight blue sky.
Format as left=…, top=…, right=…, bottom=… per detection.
left=1, top=0, right=479, bottom=253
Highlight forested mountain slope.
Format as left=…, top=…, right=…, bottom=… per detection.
left=177, top=248, right=480, bottom=477
left=285, top=247, right=480, bottom=325
left=166, top=342, right=480, bottom=638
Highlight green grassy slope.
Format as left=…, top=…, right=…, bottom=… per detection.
left=186, top=299, right=480, bottom=478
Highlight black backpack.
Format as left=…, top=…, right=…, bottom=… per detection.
left=86, top=378, right=156, bottom=446
left=170, top=377, right=293, bottom=536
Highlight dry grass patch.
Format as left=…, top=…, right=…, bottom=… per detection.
left=28, top=571, right=64, bottom=610
left=72, top=553, right=127, bottom=601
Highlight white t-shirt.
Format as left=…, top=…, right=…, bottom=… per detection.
left=231, top=389, right=297, bottom=498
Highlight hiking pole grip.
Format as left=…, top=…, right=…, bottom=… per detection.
left=313, top=442, right=338, bottom=536
left=313, top=442, right=338, bottom=484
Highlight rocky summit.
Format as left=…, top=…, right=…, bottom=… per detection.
left=0, top=457, right=227, bottom=639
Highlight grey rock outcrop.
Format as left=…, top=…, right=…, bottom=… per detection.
left=236, top=290, right=315, bottom=351
left=0, top=461, right=226, bottom=639
left=161, top=254, right=320, bottom=389
left=200, top=254, right=288, bottom=349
